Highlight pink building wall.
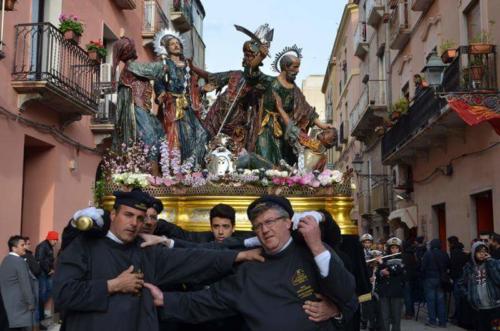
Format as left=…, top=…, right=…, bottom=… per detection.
left=0, top=0, right=156, bottom=255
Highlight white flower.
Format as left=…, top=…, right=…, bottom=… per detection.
left=331, top=170, right=343, bottom=183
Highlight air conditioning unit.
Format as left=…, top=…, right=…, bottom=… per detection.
left=391, top=164, right=411, bottom=189
left=100, top=63, right=113, bottom=82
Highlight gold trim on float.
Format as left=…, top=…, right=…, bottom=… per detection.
left=102, top=195, right=357, bottom=235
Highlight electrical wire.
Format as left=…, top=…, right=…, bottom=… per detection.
left=0, top=104, right=100, bottom=154
left=413, top=140, right=500, bottom=184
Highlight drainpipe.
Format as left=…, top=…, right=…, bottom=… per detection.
left=384, top=0, right=394, bottom=212
left=0, top=0, right=5, bottom=53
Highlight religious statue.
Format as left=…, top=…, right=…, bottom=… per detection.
left=274, top=92, right=337, bottom=172
left=153, top=29, right=208, bottom=171
left=111, top=37, right=166, bottom=176
left=194, top=24, right=274, bottom=157
left=255, top=45, right=334, bottom=166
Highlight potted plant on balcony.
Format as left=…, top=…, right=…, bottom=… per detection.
left=86, top=39, right=107, bottom=63
left=440, top=40, right=457, bottom=64
left=389, top=97, right=409, bottom=122
left=59, top=14, right=84, bottom=44
left=468, top=55, right=485, bottom=81
left=469, top=30, right=493, bottom=54
left=1, top=0, right=17, bottom=11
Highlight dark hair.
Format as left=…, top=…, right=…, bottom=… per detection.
left=491, top=232, right=500, bottom=244
left=8, top=235, right=24, bottom=251
left=247, top=202, right=289, bottom=223
left=319, top=128, right=337, bottom=149
left=23, top=236, right=30, bottom=241
left=210, top=204, right=236, bottom=226
left=279, top=54, right=298, bottom=71
left=479, top=231, right=492, bottom=237
left=447, top=235, right=459, bottom=246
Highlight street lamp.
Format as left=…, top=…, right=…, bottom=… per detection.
left=422, top=50, right=447, bottom=87
left=351, top=153, right=393, bottom=184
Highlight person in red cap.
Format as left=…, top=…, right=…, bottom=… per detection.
left=35, top=230, right=59, bottom=324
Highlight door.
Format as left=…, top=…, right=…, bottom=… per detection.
left=474, top=190, right=494, bottom=234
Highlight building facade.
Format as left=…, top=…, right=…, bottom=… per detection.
left=0, top=0, right=205, bottom=255
left=302, top=75, right=326, bottom=122
left=324, top=0, right=500, bottom=245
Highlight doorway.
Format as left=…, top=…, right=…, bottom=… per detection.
left=472, top=190, right=494, bottom=236
left=432, top=203, right=447, bottom=250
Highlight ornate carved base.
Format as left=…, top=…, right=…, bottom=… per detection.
left=102, top=194, right=357, bottom=235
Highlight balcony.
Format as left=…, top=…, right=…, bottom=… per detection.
left=389, top=0, right=411, bottom=50
left=350, top=80, right=387, bottom=142
left=455, top=45, right=497, bottom=92
left=381, top=58, right=464, bottom=164
left=371, top=182, right=390, bottom=213
left=170, top=0, right=192, bottom=33
left=410, top=0, right=434, bottom=12
left=90, top=63, right=116, bottom=145
left=354, top=22, right=368, bottom=59
left=143, top=0, right=169, bottom=44
left=112, top=0, right=136, bottom=10
left=11, top=23, right=99, bottom=127
left=366, top=0, right=384, bottom=27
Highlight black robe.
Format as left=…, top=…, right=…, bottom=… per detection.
left=161, top=240, right=356, bottom=331
left=53, top=236, right=237, bottom=331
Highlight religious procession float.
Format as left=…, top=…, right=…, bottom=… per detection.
left=97, top=24, right=357, bottom=234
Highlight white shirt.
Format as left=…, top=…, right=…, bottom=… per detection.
left=106, top=231, right=124, bottom=244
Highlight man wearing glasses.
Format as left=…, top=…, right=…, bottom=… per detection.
left=147, top=195, right=357, bottom=331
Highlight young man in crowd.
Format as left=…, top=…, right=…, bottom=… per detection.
left=458, top=241, right=500, bottom=331
left=35, top=231, right=58, bottom=322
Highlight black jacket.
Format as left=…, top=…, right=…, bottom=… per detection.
left=35, top=240, right=55, bottom=275
left=449, top=244, right=469, bottom=280
left=24, top=250, right=42, bottom=277
left=421, top=239, right=450, bottom=279
left=376, top=257, right=406, bottom=298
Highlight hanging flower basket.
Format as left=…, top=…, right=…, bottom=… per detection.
left=2, top=0, right=17, bottom=11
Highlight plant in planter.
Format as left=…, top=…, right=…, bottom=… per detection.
left=469, top=30, right=493, bottom=54
left=439, top=40, right=457, bottom=64
left=86, top=39, right=107, bottom=63
left=390, top=97, right=409, bottom=122
left=59, top=14, right=84, bottom=44
left=1, top=0, right=17, bottom=11
left=468, top=55, right=485, bottom=81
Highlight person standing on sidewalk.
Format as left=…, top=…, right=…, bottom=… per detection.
left=35, top=231, right=58, bottom=322
left=421, top=239, right=450, bottom=328
left=458, top=241, right=500, bottom=331
left=375, top=237, right=405, bottom=331
left=0, top=235, right=37, bottom=331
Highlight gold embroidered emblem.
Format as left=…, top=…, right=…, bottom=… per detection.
left=291, top=269, right=308, bottom=286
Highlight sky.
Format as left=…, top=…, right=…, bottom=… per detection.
left=201, top=0, right=347, bottom=86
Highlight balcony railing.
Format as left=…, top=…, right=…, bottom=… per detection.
left=389, top=0, right=411, bottom=50
left=382, top=88, right=446, bottom=162
left=12, top=23, right=99, bottom=116
left=456, top=45, right=497, bottom=92
left=354, top=22, right=368, bottom=59
left=371, top=182, right=390, bottom=212
left=367, top=0, right=384, bottom=26
left=113, top=0, right=136, bottom=10
left=350, top=80, right=387, bottom=140
left=170, top=0, right=192, bottom=33
left=143, top=0, right=169, bottom=41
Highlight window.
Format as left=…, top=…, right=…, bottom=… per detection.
left=465, top=0, right=480, bottom=42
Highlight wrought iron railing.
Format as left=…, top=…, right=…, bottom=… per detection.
left=12, top=23, right=100, bottom=109
left=390, top=0, right=409, bottom=33
left=354, top=21, right=367, bottom=48
left=143, top=0, right=169, bottom=35
left=382, top=88, right=446, bottom=161
left=92, top=95, right=117, bottom=124
left=456, top=45, right=497, bottom=91
left=350, top=80, right=386, bottom=134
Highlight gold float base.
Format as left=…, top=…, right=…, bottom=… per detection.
left=103, top=195, right=358, bottom=235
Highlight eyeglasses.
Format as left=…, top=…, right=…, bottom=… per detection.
left=252, top=216, right=286, bottom=232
